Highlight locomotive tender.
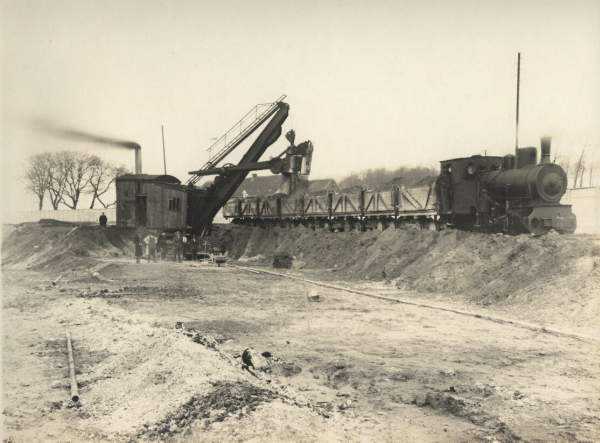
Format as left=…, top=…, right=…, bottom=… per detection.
left=223, top=137, right=576, bottom=235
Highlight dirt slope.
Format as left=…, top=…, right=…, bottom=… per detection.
left=1, top=222, right=133, bottom=272
left=209, top=224, right=599, bottom=302
left=4, top=222, right=598, bottom=304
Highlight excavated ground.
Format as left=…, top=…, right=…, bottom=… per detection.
left=214, top=224, right=600, bottom=336
left=2, top=222, right=600, bottom=442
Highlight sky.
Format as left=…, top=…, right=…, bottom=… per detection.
left=2, top=0, right=600, bottom=214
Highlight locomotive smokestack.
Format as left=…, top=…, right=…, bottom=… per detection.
left=541, top=136, right=551, bottom=164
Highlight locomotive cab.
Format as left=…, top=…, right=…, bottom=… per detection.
left=435, top=155, right=503, bottom=227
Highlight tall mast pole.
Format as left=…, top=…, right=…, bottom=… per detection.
left=515, top=52, right=521, bottom=160
left=161, top=124, right=167, bottom=175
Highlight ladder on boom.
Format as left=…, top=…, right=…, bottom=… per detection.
left=187, top=94, right=287, bottom=185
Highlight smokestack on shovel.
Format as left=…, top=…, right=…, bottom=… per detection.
left=34, top=119, right=142, bottom=173
left=131, top=143, right=142, bottom=174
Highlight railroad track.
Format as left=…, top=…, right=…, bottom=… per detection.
left=228, top=264, right=599, bottom=345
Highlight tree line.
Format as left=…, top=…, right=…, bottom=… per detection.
left=24, top=151, right=128, bottom=210
left=556, top=150, right=598, bottom=189
left=338, top=165, right=437, bottom=190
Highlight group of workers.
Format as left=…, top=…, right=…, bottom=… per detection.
left=97, top=213, right=205, bottom=264
left=133, top=231, right=202, bottom=264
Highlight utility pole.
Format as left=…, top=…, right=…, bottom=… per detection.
left=161, top=125, right=167, bottom=175
left=515, top=52, right=521, bottom=161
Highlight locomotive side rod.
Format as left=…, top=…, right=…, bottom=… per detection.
left=229, top=264, right=599, bottom=346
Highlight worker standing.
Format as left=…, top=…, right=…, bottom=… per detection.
left=181, top=233, right=188, bottom=260
left=134, top=234, right=143, bottom=264
left=174, top=231, right=184, bottom=262
left=157, top=232, right=168, bottom=261
left=144, top=233, right=158, bottom=262
left=99, top=212, right=107, bottom=227
left=190, top=235, right=198, bottom=261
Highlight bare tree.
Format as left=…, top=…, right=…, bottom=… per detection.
left=24, top=153, right=52, bottom=210
left=24, top=150, right=128, bottom=210
left=61, top=151, right=95, bottom=209
left=88, top=157, right=128, bottom=208
left=579, top=165, right=586, bottom=188
left=47, top=152, right=70, bottom=209
left=573, top=150, right=585, bottom=189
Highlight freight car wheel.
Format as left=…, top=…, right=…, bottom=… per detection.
left=425, top=220, right=437, bottom=231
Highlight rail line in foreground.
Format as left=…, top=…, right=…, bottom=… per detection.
left=228, top=264, right=599, bottom=345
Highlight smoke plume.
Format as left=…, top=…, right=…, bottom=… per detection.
left=33, top=118, right=140, bottom=150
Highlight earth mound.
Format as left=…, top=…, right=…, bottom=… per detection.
left=1, top=222, right=134, bottom=272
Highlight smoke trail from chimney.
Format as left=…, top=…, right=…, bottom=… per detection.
left=33, top=118, right=142, bottom=173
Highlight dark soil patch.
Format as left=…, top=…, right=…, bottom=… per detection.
left=273, top=361, right=303, bottom=377
left=321, top=362, right=355, bottom=388
left=75, top=348, right=113, bottom=373
left=183, top=319, right=258, bottom=337
left=137, top=381, right=278, bottom=439
left=41, top=339, right=68, bottom=359
left=412, top=390, right=522, bottom=442
left=273, top=254, right=293, bottom=269
left=79, top=284, right=205, bottom=300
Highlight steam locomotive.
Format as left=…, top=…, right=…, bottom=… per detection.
left=222, top=137, right=576, bottom=235
left=436, top=137, right=575, bottom=234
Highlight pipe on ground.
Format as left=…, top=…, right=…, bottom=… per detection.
left=65, top=330, right=80, bottom=403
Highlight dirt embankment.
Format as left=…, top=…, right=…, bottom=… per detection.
left=1, top=222, right=134, bottom=272
left=210, top=224, right=600, bottom=301
left=4, top=222, right=599, bottom=308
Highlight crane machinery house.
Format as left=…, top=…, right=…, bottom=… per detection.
left=115, top=174, right=188, bottom=230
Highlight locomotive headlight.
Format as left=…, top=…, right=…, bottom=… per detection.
left=466, top=164, right=477, bottom=175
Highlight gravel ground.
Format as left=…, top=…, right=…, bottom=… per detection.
left=2, top=257, right=599, bottom=442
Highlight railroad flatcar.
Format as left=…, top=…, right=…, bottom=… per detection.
left=223, top=180, right=437, bottom=230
